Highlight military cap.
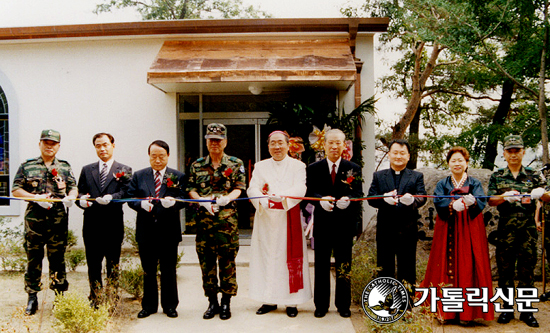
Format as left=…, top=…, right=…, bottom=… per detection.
left=503, top=135, right=524, bottom=150
left=205, top=123, right=227, bottom=140
left=40, top=129, right=61, bottom=143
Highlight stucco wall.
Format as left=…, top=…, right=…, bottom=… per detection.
left=0, top=38, right=178, bottom=240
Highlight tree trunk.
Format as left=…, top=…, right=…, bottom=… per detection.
left=407, top=105, right=421, bottom=169
left=482, top=79, right=514, bottom=169
left=392, top=43, right=443, bottom=139
left=179, top=0, right=189, bottom=19
left=539, top=0, right=549, bottom=165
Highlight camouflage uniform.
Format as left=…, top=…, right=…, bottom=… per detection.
left=13, top=156, right=77, bottom=293
left=187, top=154, right=246, bottom=297
left=488, top=166, right=545, bottom=288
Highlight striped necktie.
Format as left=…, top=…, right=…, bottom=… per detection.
left=154, top=171, right=161, bottom=197
left=100, top=163, right=108, bottom=190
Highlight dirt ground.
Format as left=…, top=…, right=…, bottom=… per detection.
left=0, top=271, right=141, bottom=333
left=2, top=272, right=550, bottom=332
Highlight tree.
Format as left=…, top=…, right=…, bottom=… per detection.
left=343, top=0, right=550, bottom=169
left=94, top=0, right=271, bottom=20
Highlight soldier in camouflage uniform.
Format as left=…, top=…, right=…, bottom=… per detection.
left=12, top=129, right=78, bottom=315
left=188, top=123, right=246, bottom=320
left=488, top=135, right=550, bottom=328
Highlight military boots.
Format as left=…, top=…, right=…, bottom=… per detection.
left=25, top=293, right=38, bottom=315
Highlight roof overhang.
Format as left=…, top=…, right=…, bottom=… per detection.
left=147, top=39, right=358, bottom=93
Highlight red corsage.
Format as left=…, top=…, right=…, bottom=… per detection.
left=223, top=168, right=232, bottom=177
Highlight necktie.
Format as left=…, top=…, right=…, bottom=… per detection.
left=100, top=163, right=108, bottom=190
left=331, top=163, right=336, bottom=185
left=154, top=171, right=161, bottom=197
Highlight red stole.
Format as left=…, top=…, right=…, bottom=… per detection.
left=287, top=205, right=304, bottom=293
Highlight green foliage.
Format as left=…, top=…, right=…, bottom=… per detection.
left=67, top=229, right=78, bottom=249
left=350, top=238, right=380, bottom=304
left=65, top=249, right=87, bottom=272
left=94, top=0, right=271, bottom=20
left=119, top=264, right=144, bottom=300
left=123, top=225, right=139, bottom=254
left=0, top=218, right=26, bottom=272
left=362, top=306, right=435, bottom=332
left=342, top=0, right=550, bottom=169
left=267, top=94, right=375, bottom=167
left=52, top=292, right=109, bottom=333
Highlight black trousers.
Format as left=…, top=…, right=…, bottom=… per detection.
left=313, top=228, right=353, bottom=312
left=376, top=227, right=418, bottom=288
left=138, top=239, right=179, bottom=312
left=83, top=232, right=123, bottom=300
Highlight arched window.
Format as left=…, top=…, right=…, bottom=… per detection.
left=0, top=86, right=9, bottom=205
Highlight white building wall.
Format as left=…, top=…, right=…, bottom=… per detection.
left=356, top=34, right=377, bottom=231
left=0, top=32, right=380, bottom=241
left=0, top=38, right=178, bottom=242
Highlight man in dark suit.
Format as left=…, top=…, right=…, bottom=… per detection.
left=306, top=129, right=362, bottom=318
left=127, top=140, right=186, bottom=319
left=367, top=139, right=427, bottom=290
left=76, top=133, right=132, bottom=307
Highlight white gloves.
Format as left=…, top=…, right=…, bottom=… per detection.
left=62, top=195, right=76, bottom=209
left=199, top=200, right=217, bottom=215
left=79, top=194, right=92, bottom=208
left=259, top=198, right=270, bottom=208
left=141, top=200, right=154, bottom=212
left=160, top=196, right=176, bottom=208
left=383, top=190, right=398, bottom=206
left=503, top=190, right=521, bottom=203
left=320, top=196, right=335, bottom=212
left=269, top=194, right=283, bottom=202
left=452, top=198, right=466, bottom=212
left=399, top=193, right=415, bottom=206
left=463, top=194, right=476, bottom=207
left=96, top=194, right=112, bottom=205
left=531, top=187, right=546, bottom=200
left=35, top=194, right=53, bottom=210
left=336, top=196, right=350, bottom=210
left=216, top=195, right=231, bottom=206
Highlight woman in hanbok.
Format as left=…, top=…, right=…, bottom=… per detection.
left=247, top=131, right=312, bottom=317
left=419, top=146, right=494, bottom=324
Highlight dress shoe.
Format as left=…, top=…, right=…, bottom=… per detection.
left=256, top=304, right=277, bottom=315
left=519, top=312, right=539, bottom=327
left=137, top=309, right=156, bottom=318
left=540, top=291, right=550, bottom=302
left=338, top=309, right=351, bottom=318
left=497, top=311, right=514, bottom=324
left=286, top=307, right=298, bottom=317
left=25, top=293, right=38, bottom=316
left=203, top=301, right=220, bottom=319
left=164, top=308, right=178, bottom=318
left=220, top=302, right=231, bottom=320
left=314, top=309, right=327, bottom=318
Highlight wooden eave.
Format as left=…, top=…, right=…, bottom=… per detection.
left=148, top=38, right=358, bottom=92
left=0, top=18, right=389, bottom=41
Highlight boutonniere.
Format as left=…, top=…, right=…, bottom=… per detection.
left=113, top=169, right=131, bottom=182
left=262, top=183, right=269, bottom=195
left=164, top=173, right=180, bottom=188
left=341, top=170, right=356, bottom=188
left=51, top=168, right=66, bottom=189
left=223, top=168, right=233, bottom=178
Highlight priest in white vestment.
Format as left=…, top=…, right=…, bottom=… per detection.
left=247, top=131, right=312, bottom=318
